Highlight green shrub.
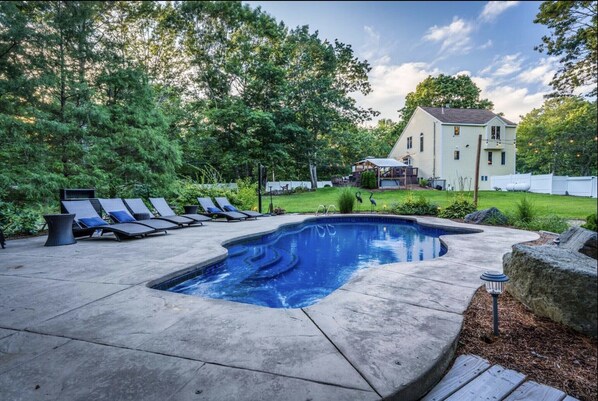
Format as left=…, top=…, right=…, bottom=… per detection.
left=419, top=178, right=429, bottom=188
left=337, top=188, right=355, bottom=214
left=172, top=178, right=257, bottom=213
left=391, top=193, right=438, bottom=216
left=514, top=215, right=569, bottom=234
left=291, top=186, right=310, bottom=194
left=438, top=195, right=476, bottom=219
left=0, top=201, right=44, bottom=236
left=581, top=213, right=597, bottom=231
left=515, top=197, right=535, bottom=224
left=360, top=171, right=377, bottom=189
left=234, top=178, right=258, bottom=211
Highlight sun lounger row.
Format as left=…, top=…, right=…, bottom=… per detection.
left=61, top=196, right=263, bottom=241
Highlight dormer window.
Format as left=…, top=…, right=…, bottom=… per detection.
left=491, top=126, right=501, bottom=140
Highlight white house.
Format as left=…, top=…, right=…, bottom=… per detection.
left=388, top=106, right=517, bottom=190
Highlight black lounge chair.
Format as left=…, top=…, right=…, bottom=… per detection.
left=214, top=197, right=262, bottom=219
left=149, top=198, right=211, bottom=224
left=197, top=197, right=247, bottom=221
left=124, top=198, right=197, bottom=227
left=61, top=200, right=159, bottom=241
left=98, top=198, right=178, bottom=231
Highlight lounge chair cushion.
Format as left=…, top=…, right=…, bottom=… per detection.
left=79, top=216, right=106, bottom=228
left=223, top=205, right=238, bottom=212
left=109, top=210, right=136, bottom=223
left=207, top=207, right=221, bottom=213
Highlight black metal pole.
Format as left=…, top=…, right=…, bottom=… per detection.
left=269, top=186, right=274, bottom=214
left=492, top=294, right=499, bottom=336
left=258, top=164, right=263, bottom=214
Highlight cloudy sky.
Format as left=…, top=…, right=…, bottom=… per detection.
left=246, top=1, right=556, bottom=125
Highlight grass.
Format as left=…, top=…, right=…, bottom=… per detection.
left=268, top=187, right=597, bottom=220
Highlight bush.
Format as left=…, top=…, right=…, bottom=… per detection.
left=172, top=178, right=258, bottom=213
left=581, top=213, right=597, bottom=231
left=234, top=178, right=258, bottom=211
left=360, top=171, right=377, bottom=189
left=337, top=188, right=355, bottom=214
left=438, top=195, right=476, bottom=219
left=0, top=201, right=44, bottom=237
left=419, top=178, right=429, bottom=188
left=514, top=215, right=569, bottom=234
left=391, top=193, right=438, bottom=216
left=515, top=197, right=535, bottom=223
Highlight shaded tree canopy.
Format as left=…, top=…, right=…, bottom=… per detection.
left=395, top=74, right=494, bottom=137
left=535, top=1, right=597, bottom=97
left=516, top=97, right=597, bottom=176
left=0, top=0, right=380, bottom=206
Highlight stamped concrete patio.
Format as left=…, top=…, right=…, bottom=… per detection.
left=0, top=214, right=537, bottom=401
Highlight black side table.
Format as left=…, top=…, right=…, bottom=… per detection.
left=44, top=214, right=76, bottom=247
left=184, top=205, right=198, bottom=214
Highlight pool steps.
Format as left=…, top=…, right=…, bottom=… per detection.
left=242, top=246, right=299, bottom=281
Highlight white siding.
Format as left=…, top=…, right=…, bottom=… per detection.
left=388, top=108, right=438, bottom=178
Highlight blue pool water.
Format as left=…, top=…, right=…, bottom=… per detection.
left=164, top=217, right=453, bottom=308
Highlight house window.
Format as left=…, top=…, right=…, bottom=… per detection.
left=454, top=150, right=460, bottom=160
left=419, top=133, right=424, bottom=152
left=488, top=151, right=493, bottom=165
left=501, top=151, right=506, bottom=165
left=480, top=176, right=488, bottom=181
left=454, top=126, right=460, bottom=136
left=407, top=136, right=413, bottom=149
left=491, top=126, right=501, bottom=140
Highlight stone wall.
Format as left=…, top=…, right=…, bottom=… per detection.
left=504, top=244, right=597, bottom=337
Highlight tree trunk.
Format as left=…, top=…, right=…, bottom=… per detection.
left=309, top=161, right=318, bottom=190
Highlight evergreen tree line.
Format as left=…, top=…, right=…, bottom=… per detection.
left=0, top=1, right=392, bottom=208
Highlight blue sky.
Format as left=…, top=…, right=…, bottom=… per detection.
left=245, top=1, right=558, bottom=124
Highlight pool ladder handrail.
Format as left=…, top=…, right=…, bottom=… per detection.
left=315, top=204, right=337, bottom=216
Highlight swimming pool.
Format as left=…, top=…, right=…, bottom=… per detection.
left=159, top=217, right=456, bottom=308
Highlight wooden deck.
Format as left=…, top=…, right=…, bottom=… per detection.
left=422, top=355, right=580, bottom=401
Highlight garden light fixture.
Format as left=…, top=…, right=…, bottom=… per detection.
left=480, top=271, right=509, bottom=336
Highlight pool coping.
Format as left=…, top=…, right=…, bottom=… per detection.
left=0, top=213, right=538, bottom=401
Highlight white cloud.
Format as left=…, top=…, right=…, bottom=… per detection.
left=518, top=57, right=558, bottom=86
left=495, top=53, right=524, bottom=76
left=479, top=1, right=520, bottom=22
left=479, top=53, right=524, bottom=77
left=479, top=84, right=547, bottom=122
left=360, top=26, right=395, bottom=65
left=423, top=17, right=474, bottom=55
left=479, top=39, right=493, bottom=49
left=353, top=61, right=441, bottom=125
left=361, top=25, right=381, bottom=60
left=356, top=56, right=555, bottom=125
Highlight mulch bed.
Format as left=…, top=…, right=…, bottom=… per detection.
left=456, top=232, right=597, bottom=400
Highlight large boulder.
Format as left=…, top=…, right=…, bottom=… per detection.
left=464, top=207, right=508, bottom=225
left=504, top=244, right=597, bottom=337
left=558, top=226, right=597, bottom=259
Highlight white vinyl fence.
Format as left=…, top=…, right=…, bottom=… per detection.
left=490, top=173, right=597, bottom=198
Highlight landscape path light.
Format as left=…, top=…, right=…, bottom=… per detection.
left=480, top=271, right=509, bottom=336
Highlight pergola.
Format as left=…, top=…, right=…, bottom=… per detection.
left=352, top=158, right=417, bottom=188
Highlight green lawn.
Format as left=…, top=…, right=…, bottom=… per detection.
left=268, top=187, right=597, bottom=219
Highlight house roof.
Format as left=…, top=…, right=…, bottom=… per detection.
left=420, top=107, right=516, bottom=126
left=355, top=158, right=407, bottom=168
